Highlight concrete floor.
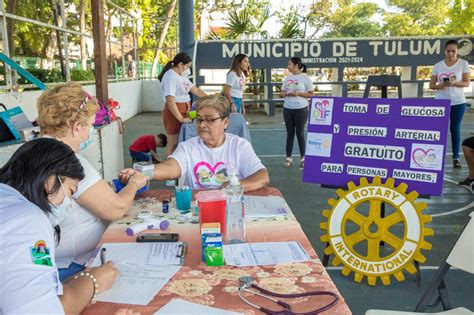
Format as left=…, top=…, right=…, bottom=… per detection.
left=122, top=107, right=474, bottom=315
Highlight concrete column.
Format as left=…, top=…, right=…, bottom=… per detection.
left=401, top=66, right=418, bottom=97
left=179, top=0, right=194, bottom=58
left=332, top=67, right=343, bottom=97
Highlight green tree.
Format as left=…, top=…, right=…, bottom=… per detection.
left=323, top=0, right=383, bottom=38
left=384, top=0, right=450, bottom=36
left=277, top=9, right=304, bottom=39
left=445, top=0, right=474, bottom=35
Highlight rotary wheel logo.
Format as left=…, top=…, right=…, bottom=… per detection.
left=320, top=176, right=433, bottom=286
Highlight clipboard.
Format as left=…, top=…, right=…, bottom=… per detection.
left=176, top=242, right=187, bottom=266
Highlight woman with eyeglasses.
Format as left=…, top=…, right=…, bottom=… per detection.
left=158, top=52, right=207, bottom=157
left=429, top=39, right=471, bottom=169
left=0, top=138, right=118, bottom=314
left=36, top=83, right=147, bottom=281
left=120, top=95, right=269, bottom=191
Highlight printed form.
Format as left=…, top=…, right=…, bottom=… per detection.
left=244, top=195, right=289, bottom=218
left=88, top=243, right=183, bottom=305
left=223, top=241, right=311, bottom=267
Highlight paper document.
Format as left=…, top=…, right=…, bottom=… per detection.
left=90, top=242, right=184, bottom=266
left=88, top=243, right=184, bottom=305
left=94, top=263, right=180, bottom=305
left=155, top=299, right=243, bottom=315
left=244, top=195, right=289, bottom=218
left=223, top=241, right=311, bottom=267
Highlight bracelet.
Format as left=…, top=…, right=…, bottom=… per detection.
left=129, top=180, right=139, bottom=190
left=73, top=271, right=99, bottom=301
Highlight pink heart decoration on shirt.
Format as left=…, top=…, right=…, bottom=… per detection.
left=193, top=161, right=227, bottom=188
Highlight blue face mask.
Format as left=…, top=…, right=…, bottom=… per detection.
left=76, top=127, right=95, bottom=151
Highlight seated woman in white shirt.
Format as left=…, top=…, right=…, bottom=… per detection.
left=0, top=138, right=118, bottom=314
left=36, top=83, right=148, bottom=281
left=121, top=95, right=270, bottom=191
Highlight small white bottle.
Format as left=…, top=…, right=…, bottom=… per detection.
left=225, top=170, right=246, bottom=243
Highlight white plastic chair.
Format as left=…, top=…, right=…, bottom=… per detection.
left=366, top=212, right=474, bottom=315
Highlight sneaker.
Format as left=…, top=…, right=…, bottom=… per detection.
left=458, top=177, right=474, bottom=187
left=453, top=159, right=462, bottom=169
left=299, top=157, right=305, bottom=170
left=284, top=157, right=292, bottom=167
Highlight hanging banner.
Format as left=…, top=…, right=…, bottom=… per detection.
left=302, top=97, right=451, bottom=196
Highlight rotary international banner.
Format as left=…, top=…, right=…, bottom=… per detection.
left=303, top=97, right=451, bottom=196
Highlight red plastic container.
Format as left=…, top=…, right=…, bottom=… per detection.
left=196, top=190, right=227, bottom=236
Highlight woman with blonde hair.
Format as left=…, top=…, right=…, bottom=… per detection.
left=120, top=95, right=269, bottom=191
left=36, top=82, right=147, bottom=281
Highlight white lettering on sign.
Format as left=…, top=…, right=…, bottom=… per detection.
left=343, top=103, right=368, bottom=113
left=347, top=165, right=388, bottom=178
left=376, top=104, right=390, bottom=114
left=344, top=143, right=405, bottom=161
left=333, top=124, right=340, bottom=134
left=392, top=169, right=437, bottom=183
left=401, top=106, right=445, bottom=117
left=221, top=40, right=442, bottom=60
left=347, top=126, right=387, bottom=137
left=321, top=163, right=344, bottom=173
left=395, top=129, right=440, bottom=141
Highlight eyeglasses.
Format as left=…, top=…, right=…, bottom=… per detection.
left=194, top=116, right=227, bottom=126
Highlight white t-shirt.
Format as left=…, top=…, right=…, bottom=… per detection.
left=0, top=184, right=64, bottom=314
left=225, top=71, right=245, bottom=98
left=170, top=133, right=265, bottom=189
left=161, top=69, right=194, bottom=103
left=52, top=155, right=105, bottom=268
left=281, top=73, right=313, bottom=109
left=432, top=59, right=470, bottom=106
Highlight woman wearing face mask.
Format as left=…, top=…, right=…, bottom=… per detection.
left=0, top=138, right=119, bottom=314
left=224, top=54, right=250, bottom=114
left=158, top=52, right=207, bottom=156
left=36, top=83, right=147, bottom=281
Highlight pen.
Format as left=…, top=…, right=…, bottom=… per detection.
left=100, top=247, right=106, bottom=266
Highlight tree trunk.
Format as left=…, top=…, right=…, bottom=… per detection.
left=79, top=0, right=87, bottom=70
left=42, top=31, right=57, bottom=69
left=151, top=0, right=177, bottom=78
left=6, top=0, right=16, bottom=56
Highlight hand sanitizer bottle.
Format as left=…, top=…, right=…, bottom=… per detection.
left=225, top=170, right=246, bottom=243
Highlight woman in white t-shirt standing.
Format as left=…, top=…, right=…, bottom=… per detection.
left=158, top=52, right=207, bottom=156
left=430, top=39, right=471, bottom=168
left=224, top=54, right=250, bottom=114
left=280, top=57, right=314, bottom=169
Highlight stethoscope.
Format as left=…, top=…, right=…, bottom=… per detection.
left=238, top=276, right=339, bottom=315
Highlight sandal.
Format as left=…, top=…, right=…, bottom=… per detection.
left=299, top=157, right=305, bottom=169
left=284, top=157, right=292, bottom=167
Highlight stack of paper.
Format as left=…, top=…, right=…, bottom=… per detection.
left=223, top=241, right=311, bottom=267
left=155, top=299, right=243, bottom=315
left=89, top=243, right=184, bottom=305
left=244, top=195, right=289, bottom=218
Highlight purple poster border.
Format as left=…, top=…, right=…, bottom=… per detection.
left=302, top=96, right=451, bottom=196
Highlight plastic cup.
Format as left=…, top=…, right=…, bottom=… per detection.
left=176, top=188, right=192, bottom=211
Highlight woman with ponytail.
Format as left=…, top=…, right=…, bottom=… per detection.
left=280, top=57, right=314, bottom=169
left=158, top=52, right=207, bottom=156
left=224, top=53, right=250, bottom=114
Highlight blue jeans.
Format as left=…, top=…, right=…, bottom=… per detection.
left=58, top=262, right=85, bottom=282
left=129, top=150, right=150, bottom=162
left=450, top=104, right=466, bottom=159
left=231, top=97, right=243, bottom=113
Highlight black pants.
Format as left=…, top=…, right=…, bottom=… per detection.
left=283, top=107, right=308, bottom=157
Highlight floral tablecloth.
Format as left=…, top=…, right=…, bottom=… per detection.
left=82, top=188, right=351, bottom=315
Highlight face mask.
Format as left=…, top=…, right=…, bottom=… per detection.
left=182, top=68, right=191, bottom=78
left=76, top=127, right=95, bottom=151
left=48, top=176, right=72, bottom=226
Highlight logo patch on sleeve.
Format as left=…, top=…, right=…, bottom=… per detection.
left=31, top=240, right=53, bottom=267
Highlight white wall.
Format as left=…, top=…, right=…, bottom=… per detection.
left=0, top=81, right=144, bottom=122
left=142, top=80, right=164, bottom=112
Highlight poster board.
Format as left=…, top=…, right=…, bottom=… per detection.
left=303, top=97, right=451, bottom=196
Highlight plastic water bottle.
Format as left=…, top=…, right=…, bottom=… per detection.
left=225, top=170, right=246, bottom=243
